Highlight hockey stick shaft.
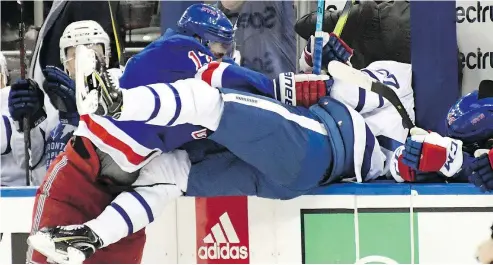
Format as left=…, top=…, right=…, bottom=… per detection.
left=107, top=1, right=126, bottom=68
left=333, top=0, right=355, bottom=37
left=18, top=0, right=31, bottom=186
left=313, top=0, right=355, bottom=74
left=312, top=0, right=325, bottom=75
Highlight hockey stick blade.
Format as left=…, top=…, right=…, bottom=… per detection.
left=328, top=61, right=415, bottom=129
left=333, top=0, right=355, bottom=37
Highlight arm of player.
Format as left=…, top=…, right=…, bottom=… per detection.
left=389, top=128, right=464, bottom=182
left=10, top=123, right=47, bottom=171
left=330, top=61, right=413, bottom=115
left=84, top=150, right=189, bottom=248
left=195, top=62, right=333, bottom=107
left=195, top=61, right=275, bottom=98
left=1, top=115, right=12, bottom=155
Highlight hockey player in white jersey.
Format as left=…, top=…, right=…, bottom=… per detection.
left=8, top=20, right=122, bottom=178
left=0, top=52, right=47, bottom=186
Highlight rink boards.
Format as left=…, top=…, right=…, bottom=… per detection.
left=1, top=183, right=492, bottom=264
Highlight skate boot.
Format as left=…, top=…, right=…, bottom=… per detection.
left=27, top=225, right=103, bottom=264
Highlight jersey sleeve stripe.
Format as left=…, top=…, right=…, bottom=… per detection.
left=165, top=83, right=182, bottom=126
left=377, top=135, right=404, bottom=152
left=129, top=191, right=154, bottom=223
left=355, top=88, right=366, bottom=112
left=80, top=115, right=146, bottom=166
left=110, top=202, right=134, bottom=236
left=145, top=86, right=161, bottom=122
left=212, top=62, right=228, bottom=87
left=361, top=125, right=376, bottom=177
left=1, top=115, right=12, bottom=155
left=200, top=62, right=221, bottom=85
left=378, top=95, right=384, bottom=108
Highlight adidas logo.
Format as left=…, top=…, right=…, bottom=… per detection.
left=197, top=212, right=248, bottom=260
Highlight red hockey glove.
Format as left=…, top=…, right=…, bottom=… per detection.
left=275, top=72, right=334, bottom=107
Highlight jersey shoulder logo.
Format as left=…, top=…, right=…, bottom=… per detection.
left=191, top=128, right=208, bottom=139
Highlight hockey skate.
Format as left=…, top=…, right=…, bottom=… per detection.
left=27, top=225, right=103, bottom=264
left=74, top=45, right=123, bottom=118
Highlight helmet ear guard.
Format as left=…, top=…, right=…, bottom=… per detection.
left=478, top=79, right=493, bottom=100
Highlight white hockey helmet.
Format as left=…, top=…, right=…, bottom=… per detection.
left=59, top=20, right=111, bottom=69
left=0, top=52, right=9, bottom=87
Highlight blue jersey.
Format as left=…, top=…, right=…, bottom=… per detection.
left=45, top=123, right=76, bottom=169
left=74, top=29, right=278, bottom=172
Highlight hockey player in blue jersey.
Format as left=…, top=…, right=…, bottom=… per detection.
left=26, top=3, right=403, bottom=263
left=387, top=80, right=493, bottom=185
left=380, top=80, right=493, bottom=264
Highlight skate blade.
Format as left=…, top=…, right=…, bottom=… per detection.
left=27, top=233, right=74, bottom=264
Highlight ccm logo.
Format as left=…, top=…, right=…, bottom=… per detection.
left=444, top=141, right=459, bottom=171
left=192, top=128, right=208, bottom=139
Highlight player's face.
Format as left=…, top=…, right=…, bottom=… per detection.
left=65, top=44, right=104, bottom=79
left=208, top=41, right=235, bottom=60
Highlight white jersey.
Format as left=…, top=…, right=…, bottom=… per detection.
left=329, top=60, right=414, bottom=179
left=0, top=87, right=49, bottom=186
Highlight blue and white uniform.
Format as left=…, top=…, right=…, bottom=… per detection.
left=77, top=24, right=414, bottom=248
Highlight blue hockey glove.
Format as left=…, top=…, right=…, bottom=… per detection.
left=9, top=78, right=46, bottom=132
left=275, top=72, right=333, bottom=107
left=467, top=149, right=493, bottom=192
left=43, top=66, right=79, bottom=126
left=300, top=32, right=353, bottom=73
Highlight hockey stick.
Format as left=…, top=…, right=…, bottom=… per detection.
left=313, top=0, right=355, bottom=74
left=107, top=1, right=126, bottom=68
left=328, top=60, right=415, bottom=129
left=18, top=0, right=31, bottom=186
left=312, top=0, right=326, bottom=75
left=333, top=0, right=356, bottom=37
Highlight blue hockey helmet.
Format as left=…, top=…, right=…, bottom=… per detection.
left=177, top=3, right=235, bottom=58
left=446, top=80, right=493, bottom=152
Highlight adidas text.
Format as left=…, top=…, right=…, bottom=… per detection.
left=197, top=243, right=248, bottom=260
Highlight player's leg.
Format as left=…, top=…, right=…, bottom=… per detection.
left=82, top=149, right=189, bottom=258
left=185, top=150, right=308, bottom=200
left=115, top=79, right=332, bottom=189
left=27, top=136, right=146, bottom=264
left=205, top=88, right=333, bottom=192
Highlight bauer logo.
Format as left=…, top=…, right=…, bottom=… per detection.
left=195, top=196, right=249, bottom=264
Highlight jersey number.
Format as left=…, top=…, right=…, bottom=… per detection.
left=188, top=51, right=213, bottom=71
left=375, top=69, right=400, bottom=89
